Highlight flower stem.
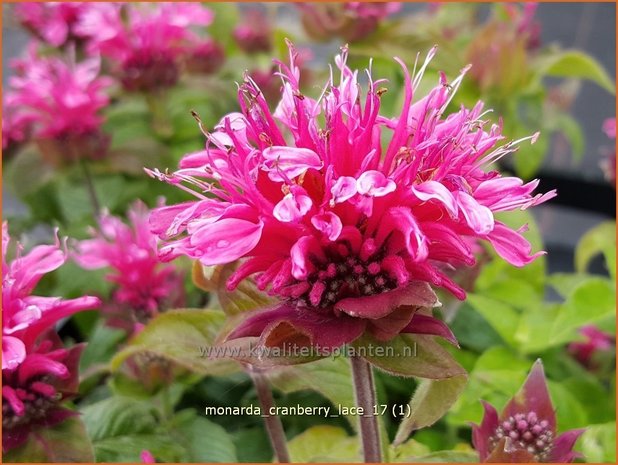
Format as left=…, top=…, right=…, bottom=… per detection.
left=350, top=355, right=382, bottom=463
left=79, top=158, right=101, bottom=217
left=249, top=369, right=290, bottom=463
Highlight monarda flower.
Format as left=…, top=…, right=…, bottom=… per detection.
left=184, top=39, right=226, bottom=76
left=472, top=360, right=585, bottom=462
left=77, top=2, right=213, bottom=93
left=149, top=43, right=554, bottom=351
left=5, top=44, right=112, bottom=165
left=568, top=325, right=615, bottom=369
left=1, top=97, right=31, bottom=157
left=233, top=8, right=273, bottom=55
left=74, top=201, right=185, bottom=335
left=2, top=223, right=100, bottom=451
left=297, top=2, right=401, bottom=42
left=13, top=2, right=94, bottom=47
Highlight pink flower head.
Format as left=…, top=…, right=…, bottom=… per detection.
left=504, top=3, right=541, bottom=50
left=2, top=223, right=100, bottom=451
left=184, top=39, right=226, bottom=76
left=2, top=97, right=32, bottom=154
left=149, top=43, right=554, bottom=350
left=298, top=2, right=401, bottom=42
left=13, top=2, right=95, bottom=46
left=74, top=201, right=185, bottom=335
left=77, top=3, right=214, bottom=92
left=5, top=44, right=112, bottom=163
left=472, top=360, right=585, bottom=462
left=603, top=117, right=616, bottom=139
left=141, top=450, right=156, bottom=463
left=233, top=8, right=273, bottom=55
left=568, top=325, right=615, bottom=369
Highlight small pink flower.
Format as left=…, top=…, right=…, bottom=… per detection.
left=297, top=2, right=401, bottom=42
left=504, top=3, right=541, bottom=50
left=77, top=3, right=213, bottom=92
left=472, top=360, right=585, bottom=462
left=5, top=44, right=112, bottom=163
left=74, top=201, right=185, bottom=335
left=14, top=2, right=95, bottom=47
left=184, top=39, right=226, bottom=75
left=2, top=223, right=100, bottom=452
left=603, top=118, right=616, bottom=139
left=140, top=450, right=156, bottom=463
left=233, top=8, right=272, bottom=55
left=149, top=43, right=553, bottom=350
left=568, top=325, right=615, bottom=369
left=1, top=97, right=32, bottom=154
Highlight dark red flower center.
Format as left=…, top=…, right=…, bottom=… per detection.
left=299, top=254, right=398, bottom=308
left=121, top=52, right=179, bottom=92
left=490, top=411, right=553, bottom=462
left=278, top=238, right=409, bottom=309
left=2, top=379, right=61, bottom=430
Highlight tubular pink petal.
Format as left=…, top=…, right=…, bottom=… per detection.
left=2, top=337, right=26, bottom=370
left=262, top=146, right=323, bottom=182
left=357, top=170, right=396, bottom=197
left=411, top=180, right=459, bottom=217
left=311, top=212, right=343, bottom=241
left=191, top=218, right=264, bottom=266
left=486, top=222, right=545, bottom=267
left=273, top=191, right=313, bottom=222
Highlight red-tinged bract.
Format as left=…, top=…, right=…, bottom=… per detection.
left=472, top=360, right=585, bottom=462
left=149, top=43, right=554, bottom=350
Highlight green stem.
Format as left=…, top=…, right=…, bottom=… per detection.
left=249, top=369, right=290, bottom=463
left=79, top=158, right=101, bottom=217
left=350, top=355, right=382, bottom=463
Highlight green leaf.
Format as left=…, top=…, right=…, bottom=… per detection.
left=3, top=416, right=94, bottom=463
left=466, top=294, right=520, bottom=348
left=232, top=428, right=273, bottom=463
left=80, top=323, right=125, bottom=372
left=554, top=113, right=586, bottom=161
left=287, top=426, right=360, bottom=462
left=390, top=438, right=431, bottom=462
left=168, top=410, right=238, bottom=462
left=549, top=278, right=616, bottom=345
left=110, top=309, right=239, bottom=376
left=393, top=374, right=468, bottom=445
left=575, top=221, right=616, bottom=279
left=547, top=272, right=595, bottom=299
left=537, top=50, right=615, bottom=94
left=447, top=347, right=529, bottom=426
left=56, top=174, right=127, bottom=222
left=513, top=303, right=562, bottom=353
left=215, top=336, right=324, bottom=368
left=81, top=396, right=185, bottom=462
left=4, top=145, right=55, bottom=198
left=577, top=422, right=616, bottom=463
left=355, top=334, right=466, bottom=379
left=194, top=262, right=276, bottom=316
left=512, top=126, right=549, bottom=179
left=401, top=450, right=479, bottom=463
left=269, top=356, right=355, bottom=426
